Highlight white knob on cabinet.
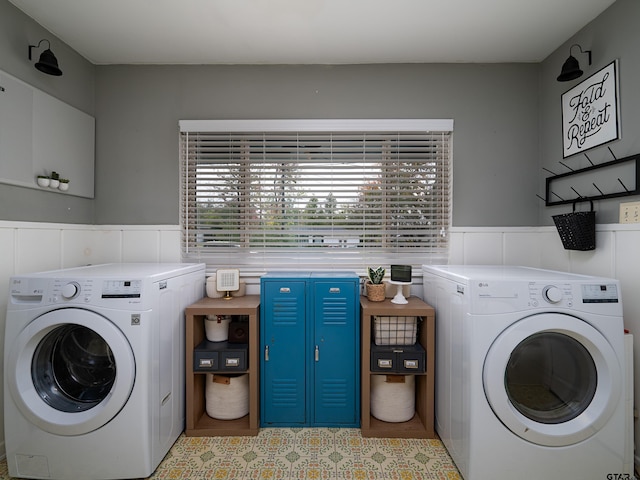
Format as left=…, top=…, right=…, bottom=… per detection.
left=543, top=285, right=563, bottom=303
left=61, top=282, right=80, bottom=299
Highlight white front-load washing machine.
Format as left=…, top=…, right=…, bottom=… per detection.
left=4, top=263, right=205, bottom=480
left=422, top=265, right=629, bottom=480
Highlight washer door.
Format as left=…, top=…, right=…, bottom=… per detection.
left=6, top=308, right=135, bottom=436
left=483, top=313, right=621, bottom=446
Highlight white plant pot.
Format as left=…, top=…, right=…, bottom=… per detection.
left=36, top=177, right=50, bottom=187
left=58, top=182, right=69, bottom=191
left=49, top=179, right=60, bottom=188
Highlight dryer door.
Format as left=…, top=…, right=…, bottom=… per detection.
left=483, top=312, right=622, bottom=446
left=6, top=308, right=135, bottom=436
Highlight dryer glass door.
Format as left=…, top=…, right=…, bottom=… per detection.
left=505, top=331, right=597, bottom=424
left=483, top=312, right=622, bottom=447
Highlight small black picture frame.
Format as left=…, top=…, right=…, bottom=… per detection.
left=391, top=265, right=412, bottom=282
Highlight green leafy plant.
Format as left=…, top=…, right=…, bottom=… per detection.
left=367, top=266, right=385, bottom=284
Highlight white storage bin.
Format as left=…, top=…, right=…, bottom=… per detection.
left=205, top=373, right=249, bottom=420
left=373, top=316, right=418, bottom=345
left=205, top=315, right=231, bottom=342
left=370, top=374, right=415, bottom=422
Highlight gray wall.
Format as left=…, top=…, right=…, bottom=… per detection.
left=539, top=0, right=640, bottom=224
left=94, top=63, right=540, bottom=226
left=3, top=0, right=640, bottom=228
left=0, top=0, right=96, bottom=224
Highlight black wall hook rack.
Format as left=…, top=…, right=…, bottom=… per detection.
left=544, top=152, right=639, bottom=206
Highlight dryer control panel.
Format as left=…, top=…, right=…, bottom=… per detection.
left=529, top=283, right=574, bottom=307
left=528, top=282, right=619, bottom=307
left=425, top=265, right=623, bottom=316
left=581, top=283, right=619, bottom=303
left=466, top=280, right=621, bottom=315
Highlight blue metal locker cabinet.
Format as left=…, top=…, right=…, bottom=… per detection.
left=311, top=273, right=360, bottom=426
left=260, top=276, right=307, bottom=425
left=260, top=272, right=360, bottom=427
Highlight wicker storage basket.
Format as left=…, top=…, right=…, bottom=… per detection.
left=370, top=374, right=415, bottom=423
left=552, top=199, right=596, bottom=251
left=373, top=316, right=418, bottom=345
left=205, top=373, right=249, bottom=420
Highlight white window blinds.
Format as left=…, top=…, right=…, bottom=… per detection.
left=179, top=119, right=453, bottom=273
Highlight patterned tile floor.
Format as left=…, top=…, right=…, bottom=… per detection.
left=0, top=428, right=461, bottom=480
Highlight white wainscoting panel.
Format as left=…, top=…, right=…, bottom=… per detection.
left=0, top=221, right=638, bottom=467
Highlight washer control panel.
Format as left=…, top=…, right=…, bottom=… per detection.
left=49, top=278, right=97, bottom=304
left=49, top=279, right=143, bottom=303
left=9, top=276, right=146, bottom=306
left=61, top=281, right=81, bottom=299
left=101, top=279, right=142, bottom=299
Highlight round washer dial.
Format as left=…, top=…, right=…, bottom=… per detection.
left=61, top=282, right=80, bottom=299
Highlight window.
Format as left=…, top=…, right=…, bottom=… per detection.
left=179, top=119, right=453, bottom=273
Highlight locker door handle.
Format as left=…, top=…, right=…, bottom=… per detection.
left=315, top=345, right=319, bottom=362
left=265, top=345, right=269, bottom=361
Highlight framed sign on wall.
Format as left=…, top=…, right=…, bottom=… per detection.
left=561, top=60, right=620, bottom=158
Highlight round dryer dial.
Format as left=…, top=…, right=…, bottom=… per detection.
left=542, top=285, right=563, bottom=303
left=61, top=282, right=80, bottom=299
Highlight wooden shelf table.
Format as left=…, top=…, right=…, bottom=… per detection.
left=185, top=295, right=260, bottom=436
left=360, top=296, right=436, bottom=438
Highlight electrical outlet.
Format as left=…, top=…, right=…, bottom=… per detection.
left=619, top=201, right=640, bottom=223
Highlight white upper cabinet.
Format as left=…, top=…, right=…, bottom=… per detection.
left=0, top=73, right=33, bottom=185
left=0, top=70, right=95, bottom=198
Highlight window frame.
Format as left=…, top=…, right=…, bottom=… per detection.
left=179, top=119, right=453, bottom=274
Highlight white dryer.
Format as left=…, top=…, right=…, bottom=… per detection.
left=4, top=263, right=205, bottom=480
left=422, top=265, right=629, bottom=480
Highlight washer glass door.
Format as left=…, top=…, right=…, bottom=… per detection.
left=7, top=308, right=135, bottom=436
left=483, top=313, right=621, bottom=446
left=32, top=324, right=117, bottom=412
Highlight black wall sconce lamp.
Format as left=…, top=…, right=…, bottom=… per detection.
left=28, top=39, right=63, bottom=76
left=557, top=44, right=592, bottom=82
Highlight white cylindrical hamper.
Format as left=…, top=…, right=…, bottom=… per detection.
left=370, top=374, right=415, bottom=422
left=204, top=315, right=231, bottom=342
left=205, top=373, right=249, bottom=420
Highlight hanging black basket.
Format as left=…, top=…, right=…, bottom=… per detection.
left=552, top=199, right=596, bottom=251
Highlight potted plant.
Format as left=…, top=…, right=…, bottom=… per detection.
left=365, top=266, right=386, bottom=302
left=49, top=171, right=60, bottom=188
left=36, top=175, right=50, bottom=187
left=58, top=178, right=70, bottom=191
